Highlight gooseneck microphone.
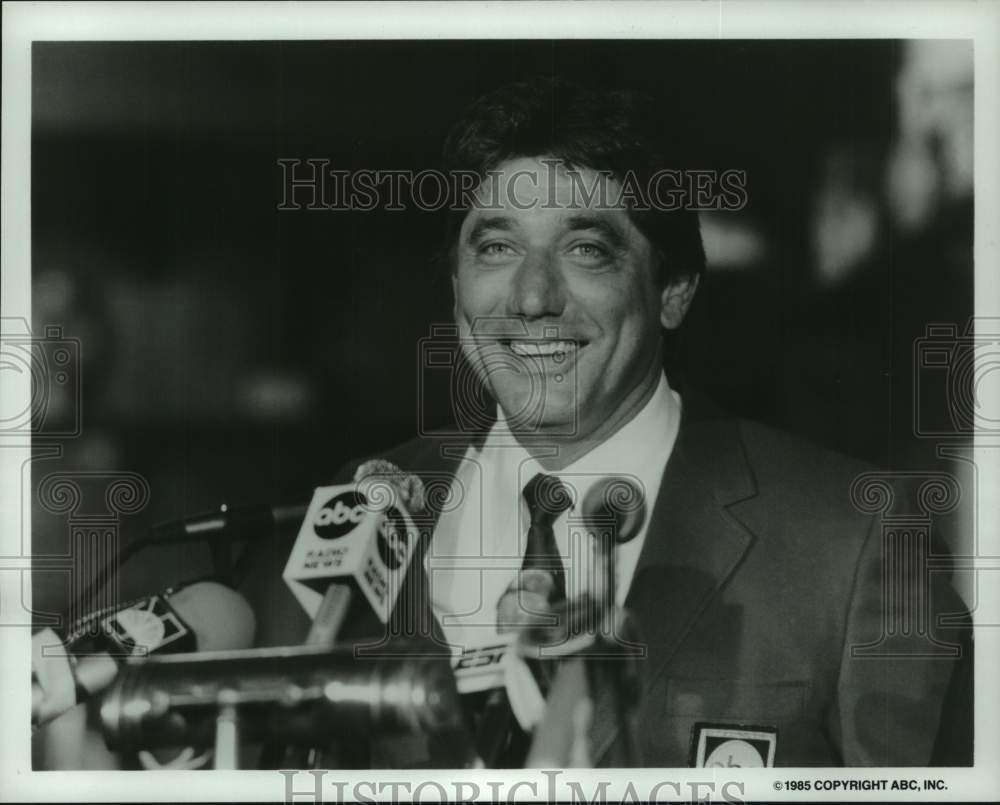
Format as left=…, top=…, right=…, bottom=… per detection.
left=147, top=502, right=310, bottom=546
left=73, top=499, right=310, bottom=626
left=581, top=476, right=646, bottom=544
left=580, top=476, right=646, bottom=625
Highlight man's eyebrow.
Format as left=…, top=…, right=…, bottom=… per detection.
left=465, top=216, right=519, bottom=243
left=562, top=215, right=628, bottom=250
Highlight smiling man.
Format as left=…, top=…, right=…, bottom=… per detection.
left=452, top=155, right=696, bottom=468
left=325, top=77, right=972, bottom=769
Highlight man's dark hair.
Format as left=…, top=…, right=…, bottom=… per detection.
left=441, top=76, right=706, bottom=285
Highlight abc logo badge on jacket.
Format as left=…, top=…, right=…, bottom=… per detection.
left=691, top=723, right=777, bottom=767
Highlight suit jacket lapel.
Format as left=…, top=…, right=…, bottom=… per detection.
left=591, top=395, right=759, bottom=764
left=384, top=437, right=473, bottom=650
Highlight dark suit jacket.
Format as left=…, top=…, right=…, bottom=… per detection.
left=247, top=391, right=972, bottom=767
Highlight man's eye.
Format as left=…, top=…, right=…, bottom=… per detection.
left=476, top=242, right=518, bottom=263
left=481, top=243, right=513, bottom=256
left=568, top=242, right=609, bottom=260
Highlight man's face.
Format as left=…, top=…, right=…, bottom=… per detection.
left=453, top=156, right=676, bottom=442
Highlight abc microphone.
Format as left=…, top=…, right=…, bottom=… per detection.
left=32, top=581, right=255, bottom=727
left=283, top=464, right=424, bottom=646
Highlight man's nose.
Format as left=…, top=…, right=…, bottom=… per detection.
left=507, top=249, right=566, bottom=319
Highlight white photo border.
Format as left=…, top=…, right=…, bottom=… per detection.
left=2, top=1, right=998, bottom=802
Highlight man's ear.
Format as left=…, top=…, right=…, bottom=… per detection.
left=660, top=272, right=700, bottom=330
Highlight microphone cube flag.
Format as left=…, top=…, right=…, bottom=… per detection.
left=283, top=483, right=420, bottom=623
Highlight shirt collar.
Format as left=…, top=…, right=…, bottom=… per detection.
left=479, top=371, right=679, bottom=511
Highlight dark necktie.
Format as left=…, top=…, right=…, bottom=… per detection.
left=520, top=472, right=572, bottom=604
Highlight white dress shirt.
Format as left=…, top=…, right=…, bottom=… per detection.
left=425, top=371, right=682, bottom=650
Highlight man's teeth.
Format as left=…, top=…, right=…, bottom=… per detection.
left=507, top=340, right=578, bottom=357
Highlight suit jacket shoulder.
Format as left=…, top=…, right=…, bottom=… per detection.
left=332, top=431, right=467, bottom=485
left=732, top=418, right=877, bottom=560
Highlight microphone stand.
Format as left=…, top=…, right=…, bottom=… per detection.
left=592, top=524, right=641, bottom=766
left=259, top=582, right=354, bottom=770
left=213, top=695, right=241, bottom=770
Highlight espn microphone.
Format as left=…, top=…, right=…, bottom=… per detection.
left=31, top=581, right=255, bottom=727
left=283, top=467, right=424, bottom=645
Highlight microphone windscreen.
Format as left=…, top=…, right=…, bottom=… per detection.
left=169, top=581, right=256, bottom=651
left=353, top=459, right=426, bottom=514
left=581, top=477, right=646, bottom=545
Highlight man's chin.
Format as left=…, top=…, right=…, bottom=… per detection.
left=494, top=395, right=578, bottom=438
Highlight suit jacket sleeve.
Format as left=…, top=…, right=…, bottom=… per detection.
left=826, top=514, right=972, bottom=765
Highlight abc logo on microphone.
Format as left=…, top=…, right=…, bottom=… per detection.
left=313, top=492, right=368, bottom=540
left=312, top=492, right=410, bottom=570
